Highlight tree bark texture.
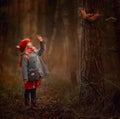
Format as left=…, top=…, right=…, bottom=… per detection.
left=79, top=0, right=105, bottom=111
left=113, top=0, right=120, bottom=59
left=66, top=0, right=78, bottom=86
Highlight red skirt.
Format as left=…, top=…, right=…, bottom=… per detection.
left=24, top=80, right=41, bottom=89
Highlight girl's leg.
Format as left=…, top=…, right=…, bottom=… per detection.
left=24, top=89, right=30, bottom=106
left=31, top=88, right=36, bottom=99
left=30, top=88, right=38, bottom=109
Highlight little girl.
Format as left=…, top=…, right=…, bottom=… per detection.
left=16, top=35, right=49, bottom=109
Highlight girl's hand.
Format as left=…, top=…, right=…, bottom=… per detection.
left=24, top=80, right=28, bottom=84
left=36, top=35, right=43, bottom=42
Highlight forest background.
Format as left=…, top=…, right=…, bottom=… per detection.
left=0, top=0, right=120, bottom=119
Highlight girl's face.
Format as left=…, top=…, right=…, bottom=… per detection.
left=26, top=42, right=33, bottom=48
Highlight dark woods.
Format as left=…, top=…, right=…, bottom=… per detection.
left=0, top=0, right=120, bottom=118
left=85, top=0, right=104, bottom=13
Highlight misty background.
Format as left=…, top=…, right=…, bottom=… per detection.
left=0, top=0, right=120, bottom=118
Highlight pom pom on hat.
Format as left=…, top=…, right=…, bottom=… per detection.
left=16, top=38, right=31, bottom=52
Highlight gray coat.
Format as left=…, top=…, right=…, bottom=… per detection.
left=21, top=41, right=49, bottom=80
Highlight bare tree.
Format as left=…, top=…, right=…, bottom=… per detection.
left=78, top=0, right=105, bottom=113
left=65, top=0, right=78, bottom=87
left=113, top=0, right=120, bottom=59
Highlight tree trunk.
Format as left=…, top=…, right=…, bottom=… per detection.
left=113, top=0, right=120, bottom=59
left=37, top=0, right=46, bottom=35
left=79, top=0, right=105, bottom=113
left=67, top=0, right=78, bottom=87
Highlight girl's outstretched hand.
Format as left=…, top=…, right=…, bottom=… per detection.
left=36, top=35, right=43, bottom=42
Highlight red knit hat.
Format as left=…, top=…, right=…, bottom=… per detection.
left=16, top=38, right=31, bottom=52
